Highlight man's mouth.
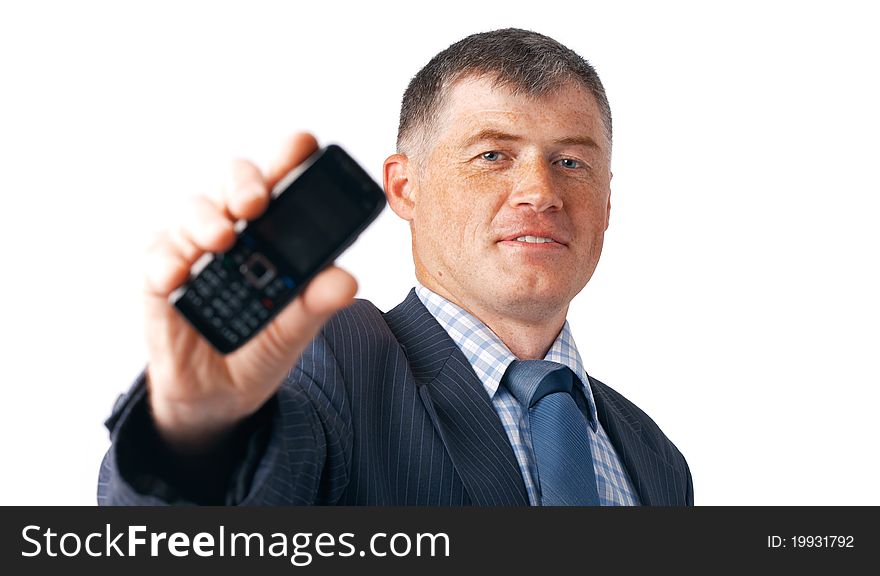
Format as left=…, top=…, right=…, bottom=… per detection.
left=513, top=235, right=556, bottom=244
left=499, top=230, right=568, bottom=246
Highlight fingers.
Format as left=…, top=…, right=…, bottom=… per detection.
left=300, top=266, right=359, bottom=317
left=222, top=132, right=320, bottom=219
left=143, top=132, right=320, bottom=301
left=144, top=195, right=235, bottom=297
left=183, top=194, right=236, bottom=251
left=265, top=133, right=320, bottom=188
left=251, top=266, right=358, bottom=362
left=223, top=159, right=270, bottom=221
left=144, top=231, right=190, bottom=297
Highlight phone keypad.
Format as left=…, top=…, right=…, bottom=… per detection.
left=179, top=235, right=296, bottom=350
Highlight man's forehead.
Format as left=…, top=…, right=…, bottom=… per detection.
left=444, top=74, right=597, bottom=108
left=436, top=76, right=606, bottom=144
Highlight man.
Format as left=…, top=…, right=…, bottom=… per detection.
left=98, top=28, right=692, bottom=506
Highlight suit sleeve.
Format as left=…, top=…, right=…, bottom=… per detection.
left=97, top=332, right=351, bottom=506
left=684, top=458, right=694, bottom=506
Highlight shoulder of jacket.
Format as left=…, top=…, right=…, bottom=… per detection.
left=588, top=375, right=690, bottom=469
left=319, top=298, right=396, bottom=348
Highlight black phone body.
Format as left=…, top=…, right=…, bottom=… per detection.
left=170, top=145, right=386, bottom=354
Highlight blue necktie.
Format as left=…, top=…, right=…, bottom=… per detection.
left=502, top=360, right=600, bottom=506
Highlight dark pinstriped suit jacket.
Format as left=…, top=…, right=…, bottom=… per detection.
left=99, top=290, right=693, bottom=506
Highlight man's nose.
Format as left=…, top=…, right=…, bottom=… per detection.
left=508, top=159, right=563, bottom=212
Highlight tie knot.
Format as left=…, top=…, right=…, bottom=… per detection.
left=502, top=360, right=573, bottom=408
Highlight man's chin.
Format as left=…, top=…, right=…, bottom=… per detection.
left=485, top=287, right=572, bottom=322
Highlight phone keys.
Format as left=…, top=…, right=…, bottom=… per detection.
left=222, top=253, right=238, bottom=270
left=241, top=253, right=276, bottom=289
left=230, top=318, right=250, bottom=338
left=220, top=327, right=239, bottom=345
left=249, top=299, right=270, bottom=320
left=202, top=267, right=221, bottom=288
left=195, top=285, right=211, bottom=300
left=264, top=277, right=288, bottom=298
left=211, top=298, right=233, bottom=319
left=179, top=234, right=298, bottom=350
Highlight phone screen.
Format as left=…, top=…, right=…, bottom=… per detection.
left=250, top=160, right=372, bottom=278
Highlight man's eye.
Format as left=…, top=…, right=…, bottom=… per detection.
left=481, top=151, right=501, bottom=161
left=558, top=158, right=581, bottom=169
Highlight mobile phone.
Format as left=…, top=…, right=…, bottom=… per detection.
left=170, top=144, right=386, bottom=354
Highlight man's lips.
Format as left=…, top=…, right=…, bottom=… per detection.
left=498, top=230, right=569, bottom=246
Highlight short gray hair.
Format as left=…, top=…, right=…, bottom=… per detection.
left=397, top=28, right=612, bottom=156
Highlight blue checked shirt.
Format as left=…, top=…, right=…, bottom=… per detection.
left=416, top=284, right=640, bottom=506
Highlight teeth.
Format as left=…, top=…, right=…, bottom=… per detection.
left=515, top=236, right=555, bottom=244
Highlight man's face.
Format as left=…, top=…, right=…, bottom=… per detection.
left=407, top=75, right=612, bottom=324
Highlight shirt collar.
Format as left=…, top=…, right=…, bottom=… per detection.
left=415, top=283, right=598, bottom=431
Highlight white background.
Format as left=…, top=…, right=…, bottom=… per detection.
left=1, top=0, right=877, bottom=505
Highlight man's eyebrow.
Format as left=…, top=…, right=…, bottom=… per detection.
left=554, top=135, right=601, bottom=149
left=462, top=129, right=600, bottom=150
left=462, top=129, right=524, bottom=147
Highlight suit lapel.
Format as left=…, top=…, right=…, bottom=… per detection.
left=590, top=376, right=685, bottom=506
left=385, top=291, right=529, bottom=506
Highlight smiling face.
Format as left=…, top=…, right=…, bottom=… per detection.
left=398, top=75, right=612, bottom=326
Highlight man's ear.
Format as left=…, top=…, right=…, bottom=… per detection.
left=604, top=194, right=612, bottom=231
left=605, top=171, right=613, bottom=231
left=384, top=153, right=416, bottom=222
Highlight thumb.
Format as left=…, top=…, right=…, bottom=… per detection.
left=299, top=265, right=359, bottom=318
left=248, top=265, right=358, bottom=362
